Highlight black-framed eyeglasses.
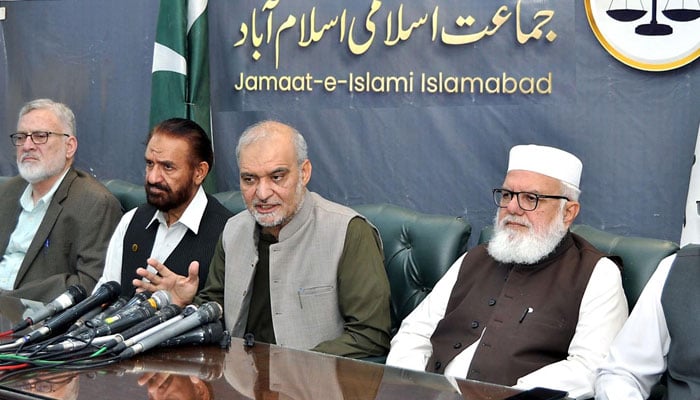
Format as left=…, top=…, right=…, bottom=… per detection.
left=492, top=188, right=569, bottom=211
left=10, top=131, right=70, bottom=146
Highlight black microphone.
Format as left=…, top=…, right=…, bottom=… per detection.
left=118, top=302, right=222, bottom=360
left=11, top=285, right=87, bottom=332
left=21, top=281, right=121, bottom=344
left=92, top=305, right=157, bottom=337
left=94, top=303, right=183, bottom=351
left=69, top=291, right=167, bottom=340
left=158, top=321, right=228, bottom=348
left=66, top=297, right=126, bottom=333
left=92, top=290, right=169, bottom=335
left=110, top=291, right=153, bottom=317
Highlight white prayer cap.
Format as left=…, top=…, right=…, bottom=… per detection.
left=507, top=144, right=583, bottom=189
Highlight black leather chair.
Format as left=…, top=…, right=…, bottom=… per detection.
left=352, top=204, right=471, bottom=335
left=478, top=224, right=679, bottom=310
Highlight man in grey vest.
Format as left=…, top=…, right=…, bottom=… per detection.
left=134, top=120, right=391, bottom=358
left=386, top=144, right=628, bottom=399
left=595, top=245, right=700, bottom=400
left=95, top=118, right=233, bottom=297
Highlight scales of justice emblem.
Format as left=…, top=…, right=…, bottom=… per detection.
left=606, top=0, right=699, bottom=35
left=585, top=0, right=700, bottom=71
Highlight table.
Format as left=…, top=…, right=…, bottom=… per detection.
left=0, top=296, right=520, bottom=400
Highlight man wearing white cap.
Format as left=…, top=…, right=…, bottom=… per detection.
left=386, top=144, right=628, bottom=399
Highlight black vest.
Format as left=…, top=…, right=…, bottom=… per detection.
left=661, top=244, right=700, bottom=400
left=120, top=194, right=233, bottom=297
left=427, top=233, right=614, bottom=385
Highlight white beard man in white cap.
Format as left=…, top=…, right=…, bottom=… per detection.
left=386, top=144, right=629, bottom=400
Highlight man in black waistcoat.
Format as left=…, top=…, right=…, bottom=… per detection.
left=94, top=118, right=232, bottom=297
left=596, top=245, right=700, bottom=400
left=386, top=144, right=629, bottom=399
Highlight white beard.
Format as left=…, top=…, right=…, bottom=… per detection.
left=18, top=152, right=66, bottom=184
left=487, top=209, right=568, bottom=265
left=250, top=177, right=305, bottom=228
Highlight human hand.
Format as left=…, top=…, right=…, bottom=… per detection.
left=132, top=258, right=199, bottom=307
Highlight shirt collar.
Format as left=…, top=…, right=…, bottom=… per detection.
left=146, top=186, right=208, bottom=234
left=20, top=168, right=70, bottom=211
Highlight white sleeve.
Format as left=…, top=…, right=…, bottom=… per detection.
left=385, top=253, right=464, bottom=371
left=515, top=257, right=629, bottom=399
left=93, top=209, right=137, bottom=293
left=594, top=254, right=674, bottom=400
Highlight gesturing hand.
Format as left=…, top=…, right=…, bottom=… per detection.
left=132, top=258, right=199, bottom=307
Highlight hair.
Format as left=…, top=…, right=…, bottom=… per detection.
left=18, top=98, right=76, bottom=137
left=235, top=120, right=308, bottom=167
left=149, top=118, right=214, bottom=170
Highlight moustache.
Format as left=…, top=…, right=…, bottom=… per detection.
left=499, top=215, right=532, bottom=229
left=20, top=152, right=39, bottom=162
left=252, top=199, right=280, bottom=207
left=146, top=182, right=170, bottom=193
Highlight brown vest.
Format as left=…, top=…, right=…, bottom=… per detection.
left=426, top=232, right=613, bottom=385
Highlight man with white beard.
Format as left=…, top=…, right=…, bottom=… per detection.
left=0, top=98, right=121, bottom=302
left=386, top=144, right=628, bottom=399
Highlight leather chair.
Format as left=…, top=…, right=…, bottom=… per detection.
left=478, top=224, right=679, bottom=310
left=212, top=190, right=247, bottom=215
left=352, top=204, right=471, bottom=335
left=100, top=180, right=473, bottom=335
left=102, top=179, right=147, bottom=212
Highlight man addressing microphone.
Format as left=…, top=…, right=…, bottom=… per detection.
left=95, top=118, right=233, bottom=297
left=133, top=121, right=391, bottom=359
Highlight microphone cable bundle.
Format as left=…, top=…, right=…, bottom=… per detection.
left=0, top=281, right=229, bottom=384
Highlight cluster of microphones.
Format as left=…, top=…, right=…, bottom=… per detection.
left=0, top=281, right=229, bottom=363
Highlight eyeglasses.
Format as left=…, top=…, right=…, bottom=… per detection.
left=492, top=188, right=569, bottom=211
left=10, top=131, right=70, bottom=146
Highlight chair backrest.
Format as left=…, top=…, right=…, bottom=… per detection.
left=97, top=181, right=472, bottom=333
left=102, top=179, right=147, bottom=212
left=352, top=204, right=471, bottom=334
left=211, top=190, right=247, bottom=215
left=478, top=224, right=679, bottom=310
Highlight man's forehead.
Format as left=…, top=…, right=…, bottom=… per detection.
left=145, top=134, right=190, bottom=160
left=18, top=109, right=61, bottom=129
left=503, top=170, right=561, bottom=191
left=239, top=164, right=292, bottom=177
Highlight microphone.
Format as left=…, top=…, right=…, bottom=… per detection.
left=69, top=291, right=169, bottom=340
left=92, top=305, right=157, bottom=337
left=108, top=291, right=152, bottom=318
left=45, top=303, right=179, bottom=352
left=21, top=281, right=121, bottom=344
left=118, top=302, right=222, bottom=360
left=158, top=321, right=228, bottom=348
left=66, top=297, right=126, bottom=333
left=11, top=285, right=87, bottom=332
left=92, top=291, right=170, bottom=336
left=108, top=304, right=189, bottom=353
